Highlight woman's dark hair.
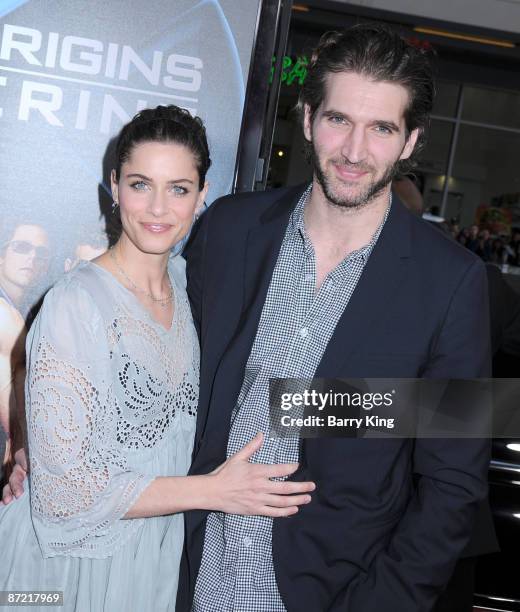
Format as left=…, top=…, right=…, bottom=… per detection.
left=297, top=23, right=435, bottom=173
left=114, top=105, right=211, bottom=189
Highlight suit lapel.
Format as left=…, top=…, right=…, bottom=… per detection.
left=315, top=197, right=412, bottom=378
left=195, top=186, right=306, bottom=447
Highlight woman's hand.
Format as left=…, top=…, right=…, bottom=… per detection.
left=206, top=433, right=315, bottom=517
left=1, top=447, right=28, bottom=505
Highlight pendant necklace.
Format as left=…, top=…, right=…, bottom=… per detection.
left=109, top=248, right=173, bottom=308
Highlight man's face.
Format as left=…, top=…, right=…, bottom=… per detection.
left=304, top=71, right=419, bottom=209
left=0, top=224, right=50, bottom=289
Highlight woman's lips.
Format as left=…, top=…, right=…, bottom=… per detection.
left=141, top=223, right=172, bottom=233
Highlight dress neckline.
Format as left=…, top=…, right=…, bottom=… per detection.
left=83, top=259, right=176, bottom=333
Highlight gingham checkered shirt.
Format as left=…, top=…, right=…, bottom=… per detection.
left=193, top=185, right=390, bottom=612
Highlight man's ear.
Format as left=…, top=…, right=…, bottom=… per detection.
left=110, top=169, right=119, bottom=203
left=400, top=128, right=420, bottom=161
left=303, top=104, right=313, bottom=142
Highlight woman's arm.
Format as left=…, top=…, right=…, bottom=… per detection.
left=125, top=433, right=314, bottom=518
left=4, top=437, right=315, bottom=518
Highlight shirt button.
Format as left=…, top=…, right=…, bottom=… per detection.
left=242, top=536, right=252, bottom=548
left=305, top=273, right=314, bottom=282
left=299, top=327, right=309, bottom=338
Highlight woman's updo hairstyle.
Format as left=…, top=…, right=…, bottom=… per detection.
left=114, top=105, right=211, bottom=190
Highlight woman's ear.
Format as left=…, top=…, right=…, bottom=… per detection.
left=196, top=181, right=209, bottom=216
left=110, top=169, right=119, bottom=204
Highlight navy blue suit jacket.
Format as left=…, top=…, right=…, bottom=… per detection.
left=177, top=185, right=492, bottom=612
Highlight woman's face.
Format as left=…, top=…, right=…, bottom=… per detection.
left=111, top=140, right=207, bottom=256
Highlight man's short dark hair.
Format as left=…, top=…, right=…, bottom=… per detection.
left=297, top=23, right=435, bottom=173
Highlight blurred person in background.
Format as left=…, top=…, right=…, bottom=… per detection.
left=466, top=224, right=480, bottom=253
left=449, top=220, right=460, bottom=240
left=392, top=174, right=423, bottom=216
left=475, top=229, right=492, bottom=262
left=490, top=237, right=506, bottom=265
left=508, top=229, right=520, bottom=266
left=457, top=226, right=470, bottom=247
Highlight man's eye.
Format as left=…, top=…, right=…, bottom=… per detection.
left=328, top=115, right=345, bottom=124
left=375, top=125, right=392, bottom=134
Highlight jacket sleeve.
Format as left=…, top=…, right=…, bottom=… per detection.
left=183, top=202, right=215, bottom=340
left=341, top=258, right=492, bottom=612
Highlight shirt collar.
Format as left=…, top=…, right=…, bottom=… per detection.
left=289, top=184, right=392, bottom=263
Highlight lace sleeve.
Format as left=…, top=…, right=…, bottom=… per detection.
left=26, top=277, right=155, bottom=559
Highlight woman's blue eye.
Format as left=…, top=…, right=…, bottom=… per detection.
left=171, top=185, right=187, bottom=195
left=131, top=181, right=147, bottom=190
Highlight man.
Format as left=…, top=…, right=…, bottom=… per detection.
left=178, top=24, right=492, bottom=612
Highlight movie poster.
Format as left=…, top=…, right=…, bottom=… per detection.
left=0, top=0, right=262, bottom=475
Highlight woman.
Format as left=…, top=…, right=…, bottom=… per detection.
left=0, top=105, right=314, bottom=611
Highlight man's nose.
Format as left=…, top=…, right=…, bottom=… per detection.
left=340, top=125, right=367, bottom=164
left=25, top=248, right=37, bottom=266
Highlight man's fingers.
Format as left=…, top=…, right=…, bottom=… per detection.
left=233, top=432, right=264, bottom=461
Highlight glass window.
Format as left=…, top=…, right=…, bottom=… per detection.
left=450, top=125, right=520, bottom=228
left=462, top=85, right=520, bottom=130
left=432, top=80, right=460, bottom=117
left=418, top=119, right=454, bottom=175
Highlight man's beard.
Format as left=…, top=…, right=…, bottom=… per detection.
left=312, top=147, right=399, bottom=210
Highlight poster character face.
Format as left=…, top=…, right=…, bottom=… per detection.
left=64, top=243, right=107, bottom=272
left=0, top=224, right=50, bottom=294
left=111, top=141, right=208, bottom=256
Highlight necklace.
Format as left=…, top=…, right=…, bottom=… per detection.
left=109, top=248, right=173, bottom=307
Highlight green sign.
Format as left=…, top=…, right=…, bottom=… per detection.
left=270, top=55, right=308, bottom=86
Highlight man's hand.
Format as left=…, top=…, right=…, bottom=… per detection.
left=1, top=447, right=28, bottom=505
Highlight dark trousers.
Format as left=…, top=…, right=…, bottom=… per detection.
left=433, top=557, right=477, bottom=612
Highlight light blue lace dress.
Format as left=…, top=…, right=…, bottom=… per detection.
left=0, top=257, right=198, bottom=611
